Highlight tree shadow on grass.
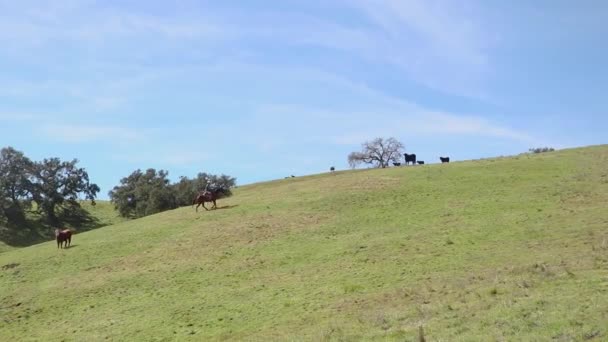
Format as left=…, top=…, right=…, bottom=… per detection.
left=1, top=203, right=107, bottom=249
left=0, top=221, right=49, bottom=248
left=58, top=204, right=103, bottom=232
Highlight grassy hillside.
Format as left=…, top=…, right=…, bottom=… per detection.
left=0, top=240, right=15, bottom=254
left=1, top=146, right=607, bottom=341
left=0, top=200, right=125, bottom=254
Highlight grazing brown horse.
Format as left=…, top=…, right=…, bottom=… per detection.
left=192, top=190, right=219, bottom=212
left=55, top=228, right=72, bottom=249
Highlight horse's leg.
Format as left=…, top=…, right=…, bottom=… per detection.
left=57, top=239, right=60, bottom=249
left=212, top=199, right=217, bottom=210
left=67, top=236, right=71, bottom=248
left=202, top=202, right=208, bottom=211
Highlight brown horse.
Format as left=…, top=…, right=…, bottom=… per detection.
left=55, top=228, right=72, bottom=249
left=192, top=190, right=219, bottom=212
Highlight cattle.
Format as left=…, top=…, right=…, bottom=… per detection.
left=417, top=161, right=425, bottom=165
left=55, top=229, right=72, bottom=249
left=393, top=162, right=401, bottom=166
left=440, top=156, right=450, bottom=163
left=404, top=153, right=417, bottom=165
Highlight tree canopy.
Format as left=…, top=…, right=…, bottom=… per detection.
left=0, top=147, right=34, bottom=222
left=0, top=147, right=99, bottom=225
left=108, top=169, right=174, bottom=218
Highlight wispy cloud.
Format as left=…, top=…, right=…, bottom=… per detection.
left=253, top=103, right=539, bottom=147
left=0, top=2, right=225, bottom=46
left=199, top=2, right=493, bottom=97
left=0, top=1, right=492, bottom=98
left=0, top=112, right=39, bottom=121
left=346, top=0, right=492, bottom=97
left=355, top=0, right=488, bottom=64
left=111, top=150, right=211, bottom=166
left=240, top=64, right=537, bottom=147
left=40, top=124, right=143, bottom=143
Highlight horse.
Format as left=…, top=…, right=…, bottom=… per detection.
left=193, top=190, right=219, bottom=212
left=404, top=153, right=417, bottom=165
left=55, top=229, right=72, bottom=249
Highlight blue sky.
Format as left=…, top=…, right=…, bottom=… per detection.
left=1, top=0, right=606, bottom=199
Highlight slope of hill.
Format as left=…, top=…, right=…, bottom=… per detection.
left=1, top=146, right=607, bottom=341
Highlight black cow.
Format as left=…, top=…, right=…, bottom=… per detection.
left=393, top=162, right=401, bottom=167
left=440, top=156, right=450, bottom=163
left=417, top=161, right=425, bottom=165
left=404, top=153, right=417, bottom=165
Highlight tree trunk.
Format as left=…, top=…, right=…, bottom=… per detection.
left=41, top=201, right=59, bottom=226
left=4, top=202, right=26, bottom=225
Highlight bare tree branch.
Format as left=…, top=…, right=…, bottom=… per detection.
left=347, top=137, right=405, bottom=169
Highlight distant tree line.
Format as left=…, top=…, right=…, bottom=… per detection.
left=0, top=146, right=99, bottom=226
left=108, top=170, right=236, bottom=219
left=529, top=147, right=555, bottom=154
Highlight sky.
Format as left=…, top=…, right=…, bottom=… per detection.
left=1, top=0, right=606, bottom=199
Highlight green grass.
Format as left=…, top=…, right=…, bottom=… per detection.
left=0, top=242, right=14, bottom=254
left=77, top=200, right=127, bottom=228
left=1, top=145, right=608, bottom=341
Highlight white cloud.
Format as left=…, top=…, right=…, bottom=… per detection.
left=0, top=2, right=225, bottom=46
left=40, top=124, right=143, bottom=143
left=111, top=150, right=211, bottom=166
left=358, top=0, right=488, bottom=64
left=211, top=2, right=493, bottom=97
left=0, top=0, right=495, bottom=108
left=254, top=104, right=538, bottom=146
left=0, top=112, right=38, bottom=121
left=346, top=0, right=492, bottom=96
left=241, top=64, right=536, bottom=147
